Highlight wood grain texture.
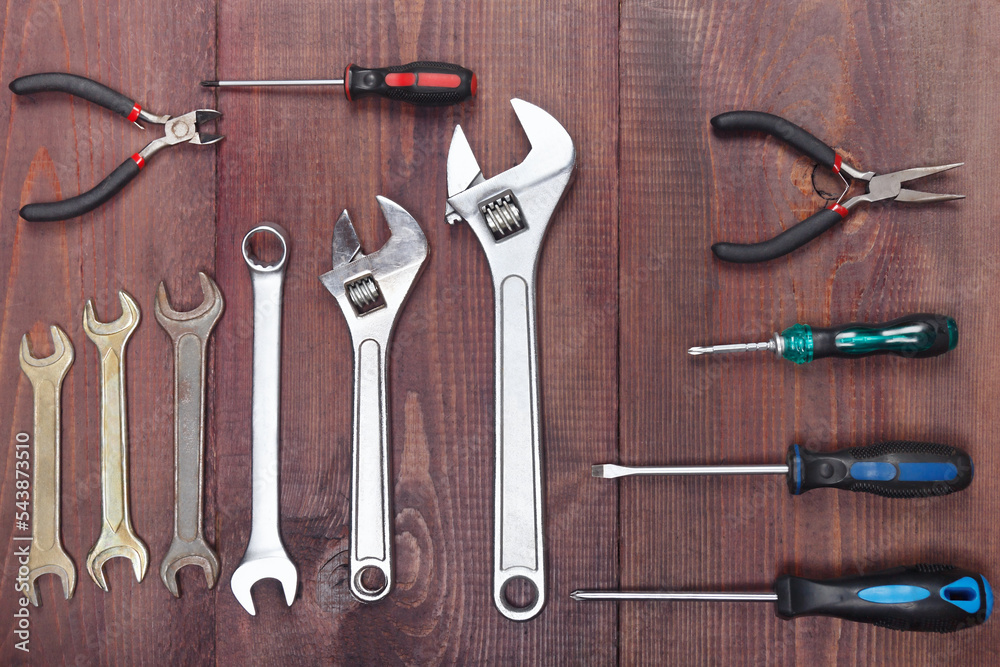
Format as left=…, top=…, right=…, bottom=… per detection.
left=619, top=0, right=999, bottom=664
left=1, top=0, right=997, bottom=664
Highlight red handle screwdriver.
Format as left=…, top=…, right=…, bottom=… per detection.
left=202, top=61, right=476, bottom=107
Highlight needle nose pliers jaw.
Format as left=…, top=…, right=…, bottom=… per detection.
left=710, top=111, right=963, bottom=263
left=10, top=73, right=223, bottom=222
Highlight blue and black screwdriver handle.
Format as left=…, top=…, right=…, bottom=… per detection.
left=709, top=111, right=963, bottom=263
left=9, top=73, right=223, bottom=222
left=689, top=313, right=957, bottom=364
left=574, top=564, right=993, bottom=633
left=594, top=440, right=973, bottom=499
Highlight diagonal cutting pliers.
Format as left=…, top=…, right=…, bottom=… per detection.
left=10, top=73, right=223, bottom=222
left=710, top=111, right=963, bottom=263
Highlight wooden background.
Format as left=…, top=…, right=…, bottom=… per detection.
left=1, top=0, right=997, bottom=664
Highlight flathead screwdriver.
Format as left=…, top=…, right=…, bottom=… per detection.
left=688, top=313, right=956, bottom=364
left=571, top=564, right=993, bottom=632
left=593, top=441, right=973, bottom=497
left=202, top=61, right=476, bottom=107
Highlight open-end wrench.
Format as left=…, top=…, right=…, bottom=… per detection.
left=445, top=99, right=576, bottom=621
left=83, top=291, right=149, bottom=590
left=155, top=272, right=224, bottom=597
left=320, top=196, right=429, bottom=603
left=231, top=223, right=298, bottom=615
left=19, top=325, right=75, bottom=606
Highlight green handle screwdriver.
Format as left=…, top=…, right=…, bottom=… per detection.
left=688, top=313, right=957, bottom=364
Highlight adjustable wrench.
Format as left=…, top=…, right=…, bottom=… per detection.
left=231, top=223, right=298, bottom=615
left=83, top=291, right=149, bottom=590
left=320, top=196, right=428, bottom=603
left=155, top=272, right=224, bottom=596
left=19, top=325, right=75, bottom=605
left=445, top=99, right=576, bottom=621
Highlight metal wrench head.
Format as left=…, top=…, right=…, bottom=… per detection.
left=82, top=291, right=141, bottom=349
left=86, top=531, right=149, bottom=591
left=160, top=536, right=220, bottom=598
left=230, top=555, right=298, bottom=616
left=19, top=326, right=76, bottom=606
left=20, top=325, right=74, bottom=375
left=154, top=272, right=225, bottom=338
left=445, top=99, right=576, bottom=268
left=319, top=196, right=429, bottom=338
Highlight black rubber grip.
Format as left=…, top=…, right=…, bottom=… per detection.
left=20, top=157, right=141, bottom=222
left=711, top=111, right=837, bottom=169
left=785, top=441, right=973, bottom=498
left=775, top=565, right=991, bottom=632
left=345, top=61, right=476, bottom=107
left=10, top=73, right=138, bottom=119
left=712, top=206, right=844, bottom=263
left=810, top=314, right=957, bottom=360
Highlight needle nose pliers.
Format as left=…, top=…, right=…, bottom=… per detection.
left=10, top=73, right=223, bottom=222
left=710, top=111, right=963, bottom=263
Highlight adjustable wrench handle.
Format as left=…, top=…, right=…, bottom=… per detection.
left=244, top=225, right=291, bottom=558
left=493, top=275, right=547, bottom=621
left=350, top=337, right=393, bottom=601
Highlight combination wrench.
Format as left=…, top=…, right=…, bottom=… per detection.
left=231, top=223, right=298, bottom=615
left=445, top=99, right=576, bottom=621
left=320, top=196, right=428, bottom=603
left=19, top=325, right=75, bottom=605
left=83, top=291, right=149, bottom=590
left=155, top=272, right=224, bottom=596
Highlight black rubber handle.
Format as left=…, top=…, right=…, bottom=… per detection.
left=711, top=111, right=838, bottom=169
left=785, top=441, right=973, bottom=498
left=810, top=314, right=957, bottom=360
left=712, top=206, right=844, bottom=263
left=10, top=73, right=138, bottom=119
left=20, top=157, right=141, bottom=222
left=775, top=564, right=992, bottom=632
left=345, top=61, right=476, bottom=106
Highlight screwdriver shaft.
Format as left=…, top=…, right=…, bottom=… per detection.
left=594, top=463, right=788, bottom=479
left=571, top=590, right=778, bottom=602
left=205, top=79, right=345, bottom=87
left=688, top=341, right=775, bottom=356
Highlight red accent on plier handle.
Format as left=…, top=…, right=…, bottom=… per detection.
left=827, top=202, right=849, bottom=218
left=127, top=103, right=142, bottom=123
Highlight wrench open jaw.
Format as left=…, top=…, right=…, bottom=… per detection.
left=320, top=196, right=428, bottom=603
left=155, top=273, right=224, bottom=597
left=83, top=291, right=148, bottom=591
left=445, top=99, right=576, bottom=621
left=19, top=326, right=76, bottom=606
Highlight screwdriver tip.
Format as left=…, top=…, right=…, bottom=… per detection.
left=200, top=81, right=220, bottom=87
left=591, top=465, right=607, bottom=478
left=687, top=346, right=708, bottom=356
left=570, top=591, right=585, bottom=601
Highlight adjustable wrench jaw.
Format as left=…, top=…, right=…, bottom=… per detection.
left=446, top=98, right=576, bottom=279
left=20, top=326, right=76, bottom=606
left=320, top=197, right=429, bottom=343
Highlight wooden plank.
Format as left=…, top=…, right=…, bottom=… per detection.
left=212, top=0, right=618, bottom=663
left=619, top=0, right=999, bottom=663
left=0, top=0, right=218, bottom=664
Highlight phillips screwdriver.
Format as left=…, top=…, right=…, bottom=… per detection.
left=593, top=441, right=973, bottom=497
left=571, top=564, right=993, bottom=632
left=688, top=313, right=956, bottom=364
left=201, top=61, right=476, bottom=107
